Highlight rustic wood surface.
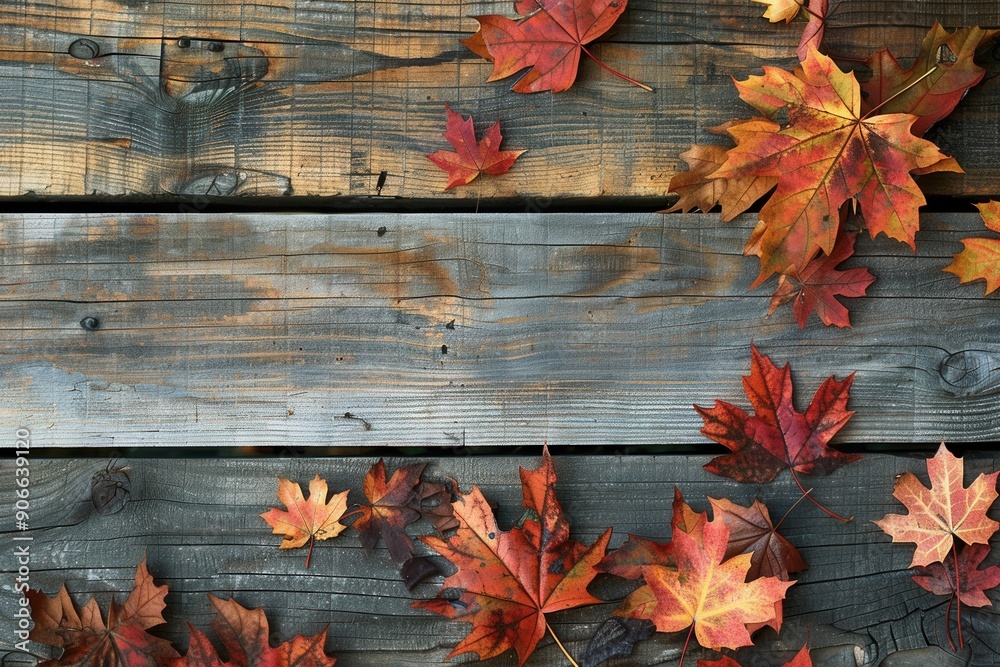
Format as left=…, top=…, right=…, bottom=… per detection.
left=0, top=0, right=997, bottom=200
left=3, top=211, right=1000, bottom=448
left=1, top=453, right=998, bottom=666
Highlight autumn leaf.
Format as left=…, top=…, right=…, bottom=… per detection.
left=427, top=105, right=525, bottom=190
left=699, top=645, right=811, bottom=667
left=861, top=24, right=999, bottom=137
left=463, top=0, right=650, bottom=93
left=765, top=228, right=875, bottom=328
left=355, top=459, right=425, bottom=562
left=630, top=517, right=793, bottom=666
left=713, top=48, right=958, bottom=280
left=696, top=344, right=860, bottom=521
left=414, top=445, right=612, bottom=666
left=260, top=475, right=349, bottom=568
left=944, top=201, right=1000, bottom=294
left=795, top=0, right=826, bottom=61
left=874, top=443, right=999, bottom=568
left=752, top=0, right=802, bottom=24
left=913, top=544, right=1000, bottom=608
left=665, top=145, right=730, bottom=214
left=27, top=555, right=179, bottom=666
left=173, top=595, right=336, bottom=666
left=709, top=497, right=807, bottom=581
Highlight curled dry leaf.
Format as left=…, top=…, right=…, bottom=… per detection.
left=414, top=445, right=611, bottom=666
left=427, top=105, right=525, bottom=190
left=875, top=443, right=999, bottom=568
left=173, top=595, right=337, bottom=666
left=260, top=475, right=349, bottom=568
left=27, top=555, right=179, bottom=667
left=944, top=201, right=1000, bottom=294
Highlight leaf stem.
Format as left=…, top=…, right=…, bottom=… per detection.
left=678, top=623, right=695, bottom=667
left=944, top=591, right=956, bottom=651
left=546, top=621, right=580, bottom=667
left=788, top=467, right=853, bottom=522
left=953, top=543, right=964, bottom=649
left=796, top=0, right=824, bottom=22
left=580, top=45, right=653, bottom=92
left=306, top=535, right=315, bottom=569
left=774, top=487, right=813, bottom=531
left=861, top=66, right=939, bottom=119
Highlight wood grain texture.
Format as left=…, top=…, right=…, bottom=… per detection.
left=2, top=211, right=1000, bottom=448
left=0, top=0, right=997, bottom=199
left=2, top=454, right=999, bottom=666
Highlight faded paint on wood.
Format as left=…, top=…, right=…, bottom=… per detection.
left=1, top=454, right=998, bottom=665
left=1, top=212, right=1000, bottom=448
left=0, top=0, right=997, bottom=199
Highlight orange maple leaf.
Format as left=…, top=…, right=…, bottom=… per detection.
left=630, top=517, right=793, bottom=666
left=414, top=445, right=612, bottom=666
left=713, top=48, right=958, bottom=280
left=944, top=201, right=1000, bottom=294
left=463, top=0, right=648, bottom=93
left=427, top=105, right=525, bottom=190
left=875, top=443, right=999, bottom=568
left=27, top=555, right=179, bottom=666
left=752, top=0, right=803, bottom=23
left=260, top=475, right=349, bottom=568
left=173, top=595, right=337, bottom=666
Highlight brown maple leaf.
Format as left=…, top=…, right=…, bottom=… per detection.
left=709, top=497, right=807, bottom=581
left=173, top=595, right=336, bottom=666
left=414, top=445, right=612, bottom=666
left=713, top=48, right=958, bottom=280
left=624, top=517, right=793, bottom=667
left=695, top=344, right=860, bottom=521
left=944, top=201, right=1000, bottom=294
left=765, top=228, right=875, bottom=328
left=355, top=459, right=425, bottom=562
left=699, top=645, right=811, bottom=667
left=27, top=555, right=178, bottom=666
left=427, top=105, right=525, bottom=190
left=463, top=0, right=650, bottom=93
left=875, top=443, right=999, bottom=568
left=260, top=475, right=349, bottom=568
left=913, top=544, right=1000, bottom=608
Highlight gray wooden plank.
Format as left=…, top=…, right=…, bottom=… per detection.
left=1, top=454, right=997, bottom=665
left=0, top=0, right=997, bottom=199
left=2, top=212, right=1000, bottom=447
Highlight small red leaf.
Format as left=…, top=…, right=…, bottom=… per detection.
left=427, top=105, right=525, bottom=189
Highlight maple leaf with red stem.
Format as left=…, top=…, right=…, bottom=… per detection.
left=463, top=0, right=651, bottom=93
left=427, top=105, right=525, bottom=190
left=913, top=544, right=1000, bottom=608
left=27, top=555, right=179, bottom=666
left=260, top=475, right=349, bottom=568
left=355, top=459, right=425, bottom=562
left=709, top=497, right=808, bottom=581
left=414, top=445, right=611, bottom=666
left=695, top=344, right=860, bottom=522
left=173, top=595, right=337, bottom=666
left=944, top=201, right=1000, bottom=294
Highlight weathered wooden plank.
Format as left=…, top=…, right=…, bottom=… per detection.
left=3, top=211, right=1000, bottom=448
left=1, top=454, right=998, bottom=666
left=0, top=0, right=997, bottom=199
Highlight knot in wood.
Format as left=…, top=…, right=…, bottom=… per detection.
left=80, top=316, right=100, bottom=331
left=68, top=38, right=100, bottom=60
left=938, top=349, right=1000, bottom=396
left=90, top=465, right=131, bottom=515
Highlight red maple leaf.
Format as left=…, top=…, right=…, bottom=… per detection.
left=913, top=544, right=1000, bottom=608
left=355, top=459, right=425, bottom=562
left=765, top=229, right=875, bottom=328
left=427, top=105, right=525, bottom=189
left=414, top=445, right=611, bottom=666
left=27, top=556, right=179, bottom=666
left=695, top=344, right=860, bottom=521
left=173, top=595, right=336, bottom=666
left=463, top=0, right=649, bottom=93
left=709, top=497, right=807, bottom=581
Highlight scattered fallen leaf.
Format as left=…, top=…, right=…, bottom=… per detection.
left=765, top=229, right=875, bottom=328
left=752, top=0, right=802, bottom=23
left=427, top=105, right=525, bottom=190
left=260, top=475, right=349, bottom=568
left=463, top=0, right=648, bottom=93
left=713, top=48, right=957, bottom=280
left=414, top=445, right=612, bottom=666
left=913, top=544, right=1000, bottom=608
left=417, top=478, right=459, bottom=534
left=631, top=517, right=793, bottom=664
left=355, top=460, right=425, bottom=562
left=695, top=344, right=860, bottom=520
left=944, top=201, right=1000, bottom=294
left=861, top=24, right=999, bottom=137
left=27, top=555, right=179, bottom=667
left=875, top=443, right=999, bottom=568
left=579, top=617, right=655, bottom=667
left=796, top=0, right=827, bottom=60
left=709, top=497, right=808, bottom=581
left=173, top=595, right=336, bottom=666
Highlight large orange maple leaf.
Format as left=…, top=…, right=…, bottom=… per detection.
left=27, top=556, right=179, bottom=666
left=875, top=443, right=999, bottom=568
left=414, top=445, right=612, bottom=665
left=713, top=48, right=958, bottom=280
